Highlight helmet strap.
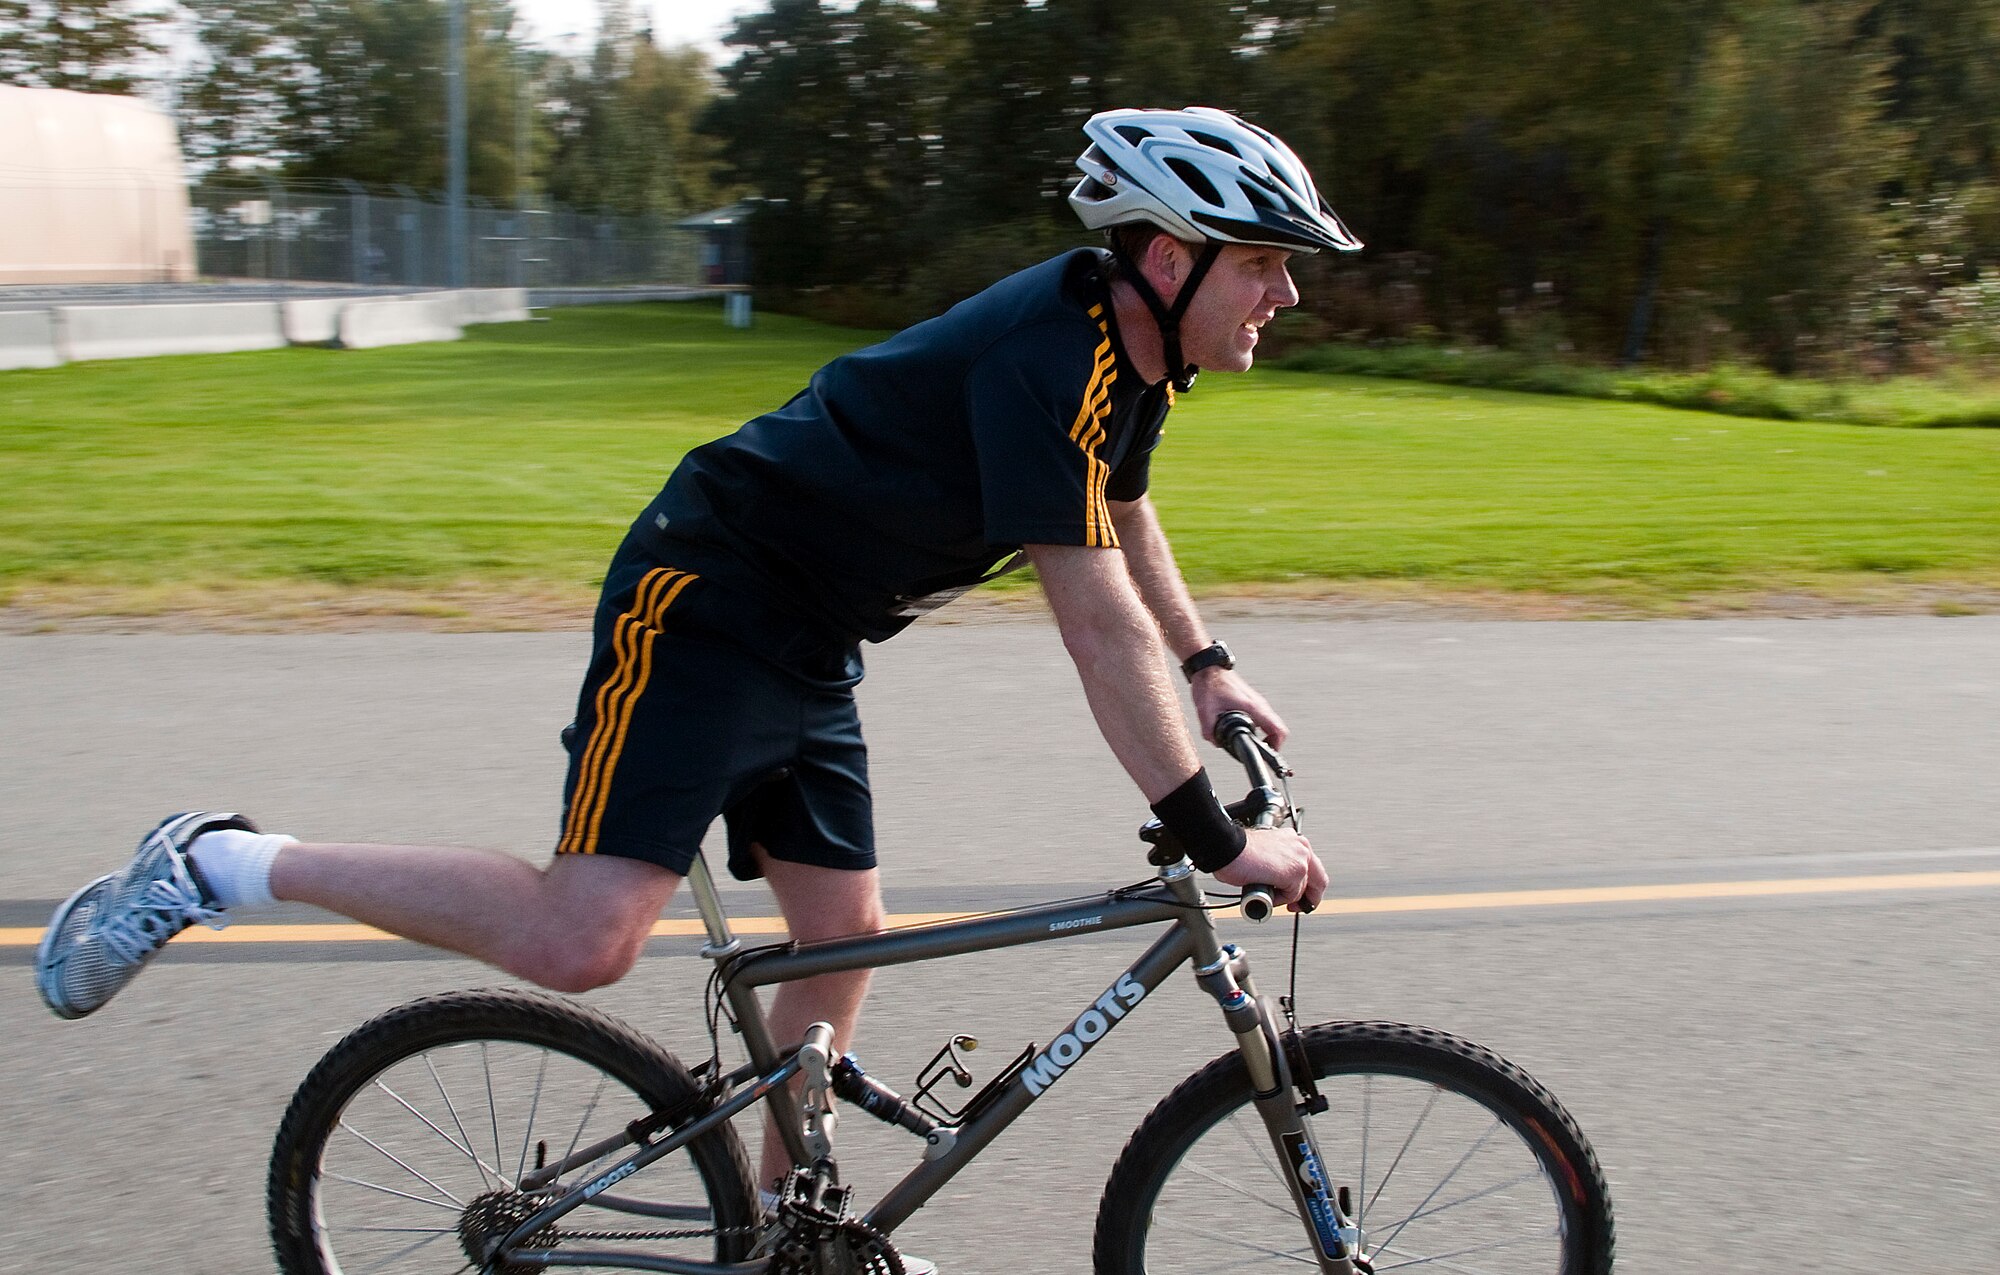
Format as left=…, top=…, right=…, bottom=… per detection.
left=1110, top=238, right=1224, bottom=393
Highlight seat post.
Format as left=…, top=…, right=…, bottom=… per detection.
left=684, top=852, right=739, bottom=957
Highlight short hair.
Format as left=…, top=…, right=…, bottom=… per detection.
left=1105, top=222, right=1173, bottom=281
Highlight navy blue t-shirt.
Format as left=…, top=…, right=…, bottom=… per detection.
left=635, top=249, right=1173, bottom=643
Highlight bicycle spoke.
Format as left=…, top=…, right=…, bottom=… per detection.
left=1370, top=1225, right=1561, bottom=1272
left=482, top=1043, right=505, bottom=1188
left=338, top=1119, right=466, bottom=1206
left=1366, top=1084, right=1442, bottom=1217
left=1399, top=1167, right=1545, bottom=1228
left=372, top=1076, right=512, bottom=1188
left=350, top=1227, right=459, bottom=1234
left=515, top=1048, right=550, bottom=1185
left=1372, top=1117, right=1502, bottom=1255
left=1178, top=1157, right=1305, bottom=1222
left=325, top=1171, right=465, bottom=1212
left=426, top=1051, right=499, bottom=1192
left=558, top=1071, right=610, bottom=1184
left=1223, top=1109, right=1284, bottom=1184
left=356, top=1226, right=454, bottom=1275
left=1358, top=1072, right=1373, bottom=1229
left=1153, top=1212, right=1320, bottom=1265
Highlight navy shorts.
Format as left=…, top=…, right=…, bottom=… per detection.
left=556, top=537, right=873, bottom=881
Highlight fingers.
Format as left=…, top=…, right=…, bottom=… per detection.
left=1290, top=843, right=1328, bottom=913
left=1254, top=705, right=1290, bottom=750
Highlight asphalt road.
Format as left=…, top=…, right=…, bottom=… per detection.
left=3, top=615, right=1997, bottom=1273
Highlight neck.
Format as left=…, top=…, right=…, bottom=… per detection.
left=1107, top=277, right=1170, bottom=386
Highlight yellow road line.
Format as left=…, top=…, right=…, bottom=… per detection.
left=4, top=870, right=1998, bottom=948
left=1319, top=870, right=2000, bottom=914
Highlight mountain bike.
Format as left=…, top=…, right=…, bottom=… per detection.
left=267, top=712, right=1614, bottom=1274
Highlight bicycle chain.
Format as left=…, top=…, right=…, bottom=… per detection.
left=553, top=1224, right=763, bottom=1243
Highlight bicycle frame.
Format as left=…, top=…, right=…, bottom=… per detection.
left=495, top=852, right=1360, bottom=1275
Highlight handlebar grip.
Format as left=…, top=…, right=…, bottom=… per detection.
left=1214, top=709, right=1258, bottom=755
left=1215, top=710, right=1272, bottom=781
left=1240, top=885, right=1277, bottom=923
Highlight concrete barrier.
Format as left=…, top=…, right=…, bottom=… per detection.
left=281, top=297, right=348, bottom=346
left=450, top=288, right=532, bottom=326
left=0, top=309, right=61, bottom=370
left=337, top=295, right=463, bottom=350
left=55, top=301, right=285, bottom=361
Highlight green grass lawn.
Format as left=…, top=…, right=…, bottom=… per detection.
left=3, top=301, right=1997, bottom=619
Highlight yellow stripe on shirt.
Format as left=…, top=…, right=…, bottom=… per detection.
left=1070, top=311, right=1120, bottom=547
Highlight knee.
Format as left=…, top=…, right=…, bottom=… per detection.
left=503, top=894, right=657, bottom=993
left=508, top=854, right=676, bottom=992
left=508, top=923, right=648, bottom=993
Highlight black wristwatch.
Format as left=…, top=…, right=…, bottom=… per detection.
left=1180, top=640, right=1235, bottom=682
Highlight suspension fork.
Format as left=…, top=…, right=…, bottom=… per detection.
left=1177, top=873, right=1361, bottom=1274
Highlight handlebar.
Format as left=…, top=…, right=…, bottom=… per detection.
left=1136, top=712, right=1311, bottom=921
left=1213, top=711, right=1296, bottom=923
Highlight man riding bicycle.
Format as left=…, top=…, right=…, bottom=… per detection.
left=38, top=105, right=1358, bottom=1204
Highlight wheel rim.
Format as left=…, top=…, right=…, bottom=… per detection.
left=1141, top=1068, right=1573, bottom=1273
left=307, top=1038, right=730, bottom=1274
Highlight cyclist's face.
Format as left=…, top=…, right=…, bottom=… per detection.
left=1174, top=243, right=1299, bottom=374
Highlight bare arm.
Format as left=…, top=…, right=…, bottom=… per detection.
left=1028, top=540, right=1327, bottom=909
left=1108, top=496, right=1290, bottom=747
left=1026, top=541, right=1198, bottom=802
left=1108, top=495, right=1210, bottom=662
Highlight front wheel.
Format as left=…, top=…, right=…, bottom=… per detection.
left=1093, top=1020, right=1613, bottom=1274
left=268, top=988, right=759, bottom=1275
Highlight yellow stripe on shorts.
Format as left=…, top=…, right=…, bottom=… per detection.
left=559, top=567, right=697, bottom=854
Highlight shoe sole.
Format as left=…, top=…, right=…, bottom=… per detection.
left=35, top=872, right=113, bottom=1020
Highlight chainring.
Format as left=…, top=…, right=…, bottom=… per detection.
left=766, top=1207, right=904, bottom=1275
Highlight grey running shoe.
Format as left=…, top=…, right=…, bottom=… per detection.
left=36, top=811, right=255, bottom=1019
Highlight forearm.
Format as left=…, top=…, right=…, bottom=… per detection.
left=1031, top=544, right=1199, bottom=802
left=1110, top=497, right=1211, bottom=662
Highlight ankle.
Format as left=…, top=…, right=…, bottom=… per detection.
left=187, top=828, right=296, bottom=910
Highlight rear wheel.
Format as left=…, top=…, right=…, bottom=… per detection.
left=268, top=988, right=758, bottom=1274
left=1093, top=1020, right=1613, bottom=1274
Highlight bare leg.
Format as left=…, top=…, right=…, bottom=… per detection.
left=270, top=841, right=679, bottom=993
left=749, top=848, right=887, bottom=1191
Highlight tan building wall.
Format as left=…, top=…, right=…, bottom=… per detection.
left=0, top=85, right=196, bottom=284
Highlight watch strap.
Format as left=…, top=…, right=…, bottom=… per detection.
left=1180, top=640, right=1234, bottom=682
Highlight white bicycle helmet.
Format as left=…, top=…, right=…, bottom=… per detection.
left=1068, top=107, right=1360, bottom=389
left=1069, top=106, right=1362, bottom=255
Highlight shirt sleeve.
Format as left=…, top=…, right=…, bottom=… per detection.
left=1105, top=407, right=1166, bottom=503
left=964, top=313, right=1124, bottom=549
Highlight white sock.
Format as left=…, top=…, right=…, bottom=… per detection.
left=187, top=828, right=296, bottom=910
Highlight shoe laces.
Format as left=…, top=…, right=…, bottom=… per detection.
left=95, top=867, right=226, bottom=964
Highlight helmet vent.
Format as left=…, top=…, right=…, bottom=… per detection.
left=1186, top=130, right=1242, bottom=157
left=1165, top=157, right=1222, bottom=207
left=1114, top=125, right=1154, bottom=146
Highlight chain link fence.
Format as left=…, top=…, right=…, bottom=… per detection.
left=189, top=182, right=704, bottom=289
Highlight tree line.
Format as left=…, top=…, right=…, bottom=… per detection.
left=5, top=0, right=1996, bottom=372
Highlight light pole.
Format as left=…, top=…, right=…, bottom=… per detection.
left=447, top=0, right=468, bottom=287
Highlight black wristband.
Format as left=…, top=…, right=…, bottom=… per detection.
left=1149, top=768, right=1247, bottom=873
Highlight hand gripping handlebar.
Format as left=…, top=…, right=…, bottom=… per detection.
left=1212, top=710, right=1291, bottom=922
